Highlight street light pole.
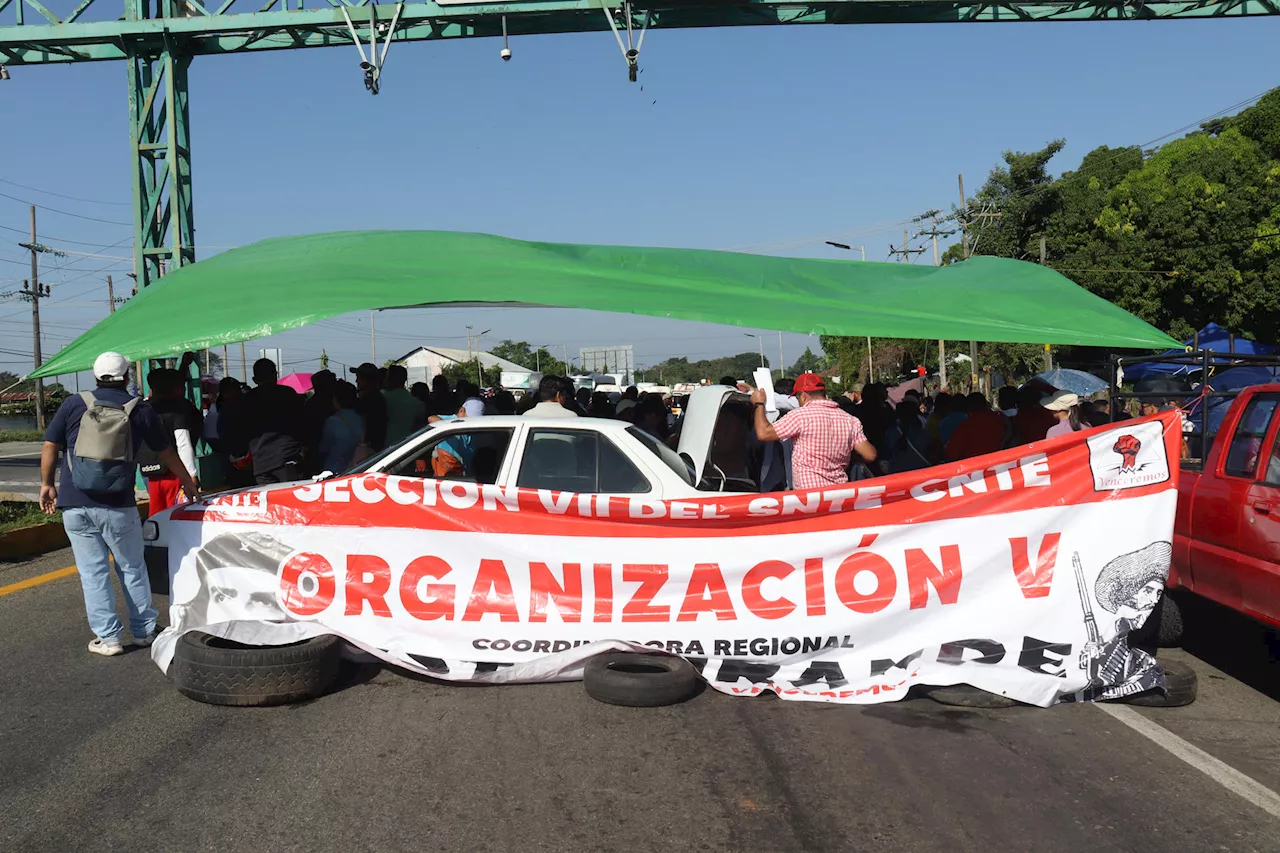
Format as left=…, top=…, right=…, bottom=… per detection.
left=825, top=242, right=866, bottom=261
left=744, top=333, right=764, bottom=369
left=473, top=328, right=491, bottom=387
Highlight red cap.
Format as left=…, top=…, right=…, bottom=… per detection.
left=793, top=372, right=825, bottom=393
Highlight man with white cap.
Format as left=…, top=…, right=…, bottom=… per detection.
left=40, top=352, right=199, bottom=656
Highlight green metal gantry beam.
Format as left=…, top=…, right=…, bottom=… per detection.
left=4, top=0, right=1279, bottom=289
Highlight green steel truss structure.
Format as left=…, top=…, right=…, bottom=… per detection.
left=3, top=0, right=1279, bottom=288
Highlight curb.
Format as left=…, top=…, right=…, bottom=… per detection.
left=0, top=502, right=152, bottom=561
left=0, top=521, right=68, bottom=560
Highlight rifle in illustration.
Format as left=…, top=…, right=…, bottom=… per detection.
left=1073, top=550, right=1102, bottom=683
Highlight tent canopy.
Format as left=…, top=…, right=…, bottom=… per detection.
left=1122, top=322, right=1278, bottom=380
left=30, top=230, right=1181, bottom=379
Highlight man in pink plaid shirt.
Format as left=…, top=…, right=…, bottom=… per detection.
left=750, top=372, right=877, bottom=489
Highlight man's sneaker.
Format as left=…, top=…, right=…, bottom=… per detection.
left=88, top=638, right=124, bottom=657
left=133, top=629, right=161, bottom=648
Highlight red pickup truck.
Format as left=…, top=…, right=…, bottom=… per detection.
left=1167, top=383, right=1280, bottom=641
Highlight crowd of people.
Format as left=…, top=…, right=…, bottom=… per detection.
left=836, top=381, right=1115, bottom=476
left=198, top=364, right=682, bottom=488
left=197, top=362, right=1124, bottom=493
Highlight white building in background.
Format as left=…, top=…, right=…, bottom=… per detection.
left=394, top=346, right=532, bottom=387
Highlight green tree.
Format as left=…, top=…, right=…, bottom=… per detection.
left=1091, top=125, right=1280, bottom=339
left=441, top=358, right=501, bottom=388
left=487, top=340, right=568, bottom=376
left=647, top=352, right=768, bottom=385
left=787, top=347, right=828, bottom=376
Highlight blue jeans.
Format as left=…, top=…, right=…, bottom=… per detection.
left=63, top=506, right=158, bottom=642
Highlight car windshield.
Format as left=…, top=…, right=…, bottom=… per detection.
left=628, top=426, right=694, bottom=486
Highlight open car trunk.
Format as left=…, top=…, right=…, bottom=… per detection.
left=676, top=386, right=762, bottom=492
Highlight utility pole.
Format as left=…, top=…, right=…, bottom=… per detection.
left=884, top=231, right=923, bottom=386
left=777, top=331, right=785, bottom=378
left=240, top=342, right=247, bottom=381
left=107, top=274, right=117, bottom=314
left=18, top=206, right=59, bottom=430
left=958, top=175, right=982, bottom=393
left=466, top=325, right=473, bottom=361
left=914, top=209, right=958, bottom=391
left=888, top=231, right=926, bottom=264
left=371, top=311, right=377, bottom=363
left=1039, top=233, right=1049, bottom=368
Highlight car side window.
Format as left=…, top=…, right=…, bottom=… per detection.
left=384, top=427, right=514, bottom=485
left=517, top=429, right=651, bottom=494
left=1224, top=395, right=1280, bottom=479
left=1266, top=437, right=1280, bottom=487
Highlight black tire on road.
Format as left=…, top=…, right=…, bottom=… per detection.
left=583, top=653, right=699, bottom=707
left=172, top=631, right=342, bottom=707
left=923, top=684, right=1018, bottom=709
left=1156, top=593, right=1185, bottom=648
left=1122, top=658, right=1198, bottom=708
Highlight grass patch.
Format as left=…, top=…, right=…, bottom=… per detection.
left=0, top=429, right=43, bottom=443
left=0, top=501, right=59, bottom=534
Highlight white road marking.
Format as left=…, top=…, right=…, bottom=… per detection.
left=1096, top=703, right=1280, bottom=820
left=0, top=453, right=41, bottom=460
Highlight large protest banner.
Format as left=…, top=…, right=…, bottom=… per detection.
left=153, top=412, right=1180, bottom=707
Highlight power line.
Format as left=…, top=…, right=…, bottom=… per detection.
left=0, top=190, right=131, bottom=226
left=724, top=218, right=916, bottom=255
left=0, top=177, right=129, bottom=207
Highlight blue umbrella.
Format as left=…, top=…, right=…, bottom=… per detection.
left=1034, top=368, right=1109, bottom=397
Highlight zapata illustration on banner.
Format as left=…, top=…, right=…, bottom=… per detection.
left=1072, top=542, right=1171, bottom=702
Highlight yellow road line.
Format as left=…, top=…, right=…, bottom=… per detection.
left=0, top=565, right=77, bottom=598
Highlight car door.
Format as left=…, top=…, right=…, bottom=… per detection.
left=1240, top=407, right=1280, bottom=625
left=1190, top=393, right=1280, bottom=611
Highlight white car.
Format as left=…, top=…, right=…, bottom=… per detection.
left=144, top=386, right=757, bottom=591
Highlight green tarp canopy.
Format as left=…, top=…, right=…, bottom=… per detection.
left=30, top=230, right=1179, bottom=378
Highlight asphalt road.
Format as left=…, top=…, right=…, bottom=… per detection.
left=0, top=441, right=42, bottom=501
left=3, top=548, right=1280, bottom=853
left=0, top=441, right=148, bottom=502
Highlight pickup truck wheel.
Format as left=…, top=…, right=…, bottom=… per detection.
left=1156, top=594, right=1184, bottom=648
left=923, top=685, right=1018, bottom=708
left=172, top=632, right=342, bottom=707
left=1119, top=659, right=1198, bottom=708
left=583, top=653, right=699, bottom=707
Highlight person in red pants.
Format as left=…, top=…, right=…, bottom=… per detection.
left=140, top=368, right=202, bottom=515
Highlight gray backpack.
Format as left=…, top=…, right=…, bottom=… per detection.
left=70, top=391, right=141, bottom=493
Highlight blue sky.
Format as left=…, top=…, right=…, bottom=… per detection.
left=3, top=14, right=1279, bottom=384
